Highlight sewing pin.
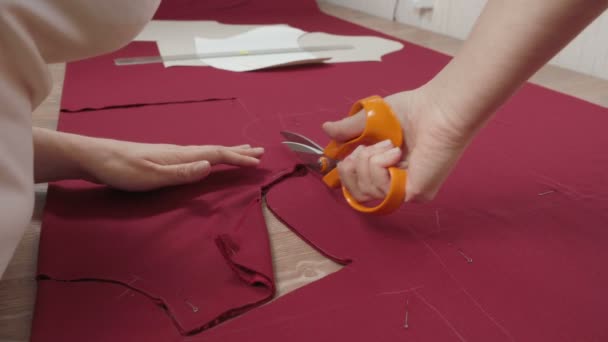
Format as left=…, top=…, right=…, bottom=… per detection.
left=185, top=300, right=199, bottom=313
left=458, top=249, right=473, bottom=263
left=404, top=299, right=410, bottom=329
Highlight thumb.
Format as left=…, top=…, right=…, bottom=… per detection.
left=157, top=160, right=212, bottom=187
left=322, top=110, right=366, bottom=142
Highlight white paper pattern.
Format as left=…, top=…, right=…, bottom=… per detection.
left=194, top=26, right=318, bottom=72
left=134, top=21, right=405, bottom=68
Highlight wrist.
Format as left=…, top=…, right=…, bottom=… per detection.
left=65, top=133, right=111, bottom=183
left=33, top=128, right=87, bottom=182
left=48, top=129, right=101, bottom=182
left=415, top=80, right=488, bottom=142
left=58, top=132, right=94, bottom=181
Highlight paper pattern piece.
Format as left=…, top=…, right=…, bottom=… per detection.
left=135, top=21, right=275, bottom=67
left=194, top=26, right=320, bottom=72
left=134, top=21, right=404, bottom=68
left=33, top=0, right=608, bottom=341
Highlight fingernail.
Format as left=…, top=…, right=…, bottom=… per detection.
left=386, top=147, right=400, bottom=157
left=247, top=157, right=261, bottom=165
left=252, top=147, right=264, bottom=153
left=375, top=139, right=393, bottom=148
left=193, top=160, right=210, bottom=172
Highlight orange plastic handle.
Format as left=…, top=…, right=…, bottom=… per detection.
left=343, top=167, right=407, bottom=215
left=321, top=95, right=408, bottom=215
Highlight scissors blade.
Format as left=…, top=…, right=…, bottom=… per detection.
left=280, top=131, right=325, bottom=152
left=282, top=141, right=326, bottom=173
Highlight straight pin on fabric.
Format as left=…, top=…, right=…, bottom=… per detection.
left=185, top=300, right=199, bottom=313
left=435, top=209, right=441, bottom=232
left=458, top=249, right=473, bottom=263
left=538, top=190, right=555, bottom=196
left=404, top=298, right=410, bottom=329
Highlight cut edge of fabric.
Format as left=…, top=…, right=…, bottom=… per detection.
left=263, top=165, right=353, bottom=266
left=35, top=217, right=277, bottom=337
left=60, top=97, right=237, bottom=113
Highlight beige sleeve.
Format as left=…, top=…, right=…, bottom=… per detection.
left=0, top=0, right=160, bottom=276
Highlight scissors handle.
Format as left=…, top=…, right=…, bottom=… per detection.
left=322, top=95, right=408, bottom=215
left=342, top=167, right=407, bottom=214
left=324, top=95, right=403, bottom=159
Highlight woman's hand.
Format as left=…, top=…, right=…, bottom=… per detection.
left=322, top=87, right=471, bottom=202
left=34, top=127, right=264, bottom=191
left=324, top=0, right=608, bottom=204
left=81, top=139, right=264, bottom=191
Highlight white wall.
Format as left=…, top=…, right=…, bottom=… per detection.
left=324, top=0, right=398, bottom=20
left=395, top=0, right=486, bottom=38
left=324, top=0, right=608, bottom=80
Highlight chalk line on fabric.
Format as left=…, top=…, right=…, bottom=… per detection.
left=413, top=290, right=467, bottom=342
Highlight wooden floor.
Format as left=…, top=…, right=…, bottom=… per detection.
left=1, top=3, right=607, bottom=341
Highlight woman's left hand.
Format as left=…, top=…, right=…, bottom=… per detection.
left=81, top=139, right=264, bottom=191
left=34, top=127, right=264, bottom=191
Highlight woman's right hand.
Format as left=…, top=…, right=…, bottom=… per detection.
left=322, top=87, right=473, bottom=203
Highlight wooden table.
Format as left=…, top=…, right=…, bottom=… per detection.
left=1, top=3, right=606, bottom=340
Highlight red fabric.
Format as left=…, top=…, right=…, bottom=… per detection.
left=34, top=100, right=294, bottom=337
left=153, top=0, right=320, bottom=20
left=33, top=0, right=608, bottom=341
left=60, top=7, right=447, bottom=112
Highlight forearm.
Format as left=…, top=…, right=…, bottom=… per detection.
left=33, top=127, right=91, bottom=183
left=424, top=0, right=608, bottom=135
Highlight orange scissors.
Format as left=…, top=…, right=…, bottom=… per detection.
left=281, top=95, right=407, bottom=215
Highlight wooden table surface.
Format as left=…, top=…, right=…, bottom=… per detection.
left=1, top=3, right=606, bottom=341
